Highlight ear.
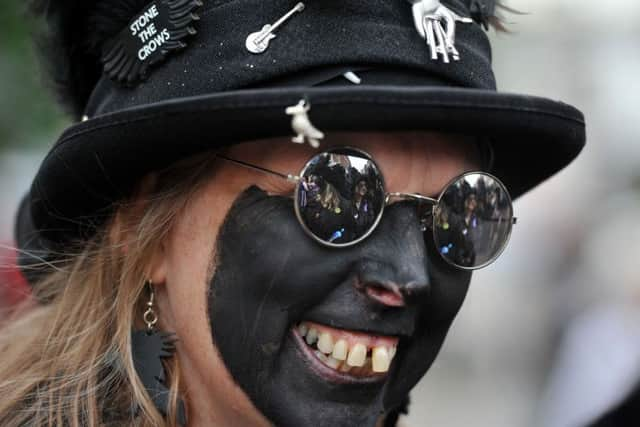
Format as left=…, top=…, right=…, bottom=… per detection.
left=147, top=233, right=175, bottom=334
left=132, top=174, right=168, bottom=287
left=148, top=239, right=168, bottom=288
left=110, top=173, right=168, bottom=285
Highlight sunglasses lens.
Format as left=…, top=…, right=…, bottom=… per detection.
left=434, top=173, right=513, bottom=269
left=295, top=149, right=386, bottom=246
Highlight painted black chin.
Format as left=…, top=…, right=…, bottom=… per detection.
left=206, top=186, right=471, bottom=426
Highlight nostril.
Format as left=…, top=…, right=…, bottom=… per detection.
left=402, top=281, right=431, bottom=301
left=364, top=284, right=405, bottom=307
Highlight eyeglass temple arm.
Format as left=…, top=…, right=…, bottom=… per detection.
left=216, top=154, right=300, bottom=183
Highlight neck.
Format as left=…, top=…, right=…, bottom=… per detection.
left=179, top=351, right=270, bottom=427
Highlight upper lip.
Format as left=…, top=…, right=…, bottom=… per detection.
left=303, top=316, right=412, bottom=338
left=301, top=320, right=400, bottom=347
left=295, top=276, right=420, bottom=338
left=301, top=305, right=416, bottom=338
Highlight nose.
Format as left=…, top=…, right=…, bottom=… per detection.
left=355, top=202, right=431, bottom=306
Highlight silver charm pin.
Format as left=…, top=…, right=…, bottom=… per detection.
left=408, top=0, right=473, bottom=63
left=286, top=100, right=325, bottom=148
left=246, top=2, right=305, bottom=54
left=343, top=71, right=362, bottom=85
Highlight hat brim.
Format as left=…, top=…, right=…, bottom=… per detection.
left=29, top=85, right=585, bottom=243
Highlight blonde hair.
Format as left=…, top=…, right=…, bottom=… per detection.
left=0, top=153, right=218, bottom=426
left=319, top=182, right=342, bottom=212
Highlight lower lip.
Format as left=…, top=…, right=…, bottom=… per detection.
left=290, top=327, right=388, bottom=385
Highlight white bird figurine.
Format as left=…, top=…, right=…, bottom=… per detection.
left=285, top=100, right=325, bottom=148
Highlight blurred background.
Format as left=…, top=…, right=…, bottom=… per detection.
left=1, top=0, right=639, bottom=426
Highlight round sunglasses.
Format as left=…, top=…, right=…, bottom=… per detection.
left=218, top=147, right=516, bottom=270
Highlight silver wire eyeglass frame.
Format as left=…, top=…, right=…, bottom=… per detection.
left=217, top=147, right=517, bottom=270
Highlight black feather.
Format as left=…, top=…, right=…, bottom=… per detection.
left=131, top=330, right=187, bottom=425
left=470, top=0, right=495, bottom=30
left=470, top=0, right=525, bottom=32
left=29, top=0, right=102, bottom=118
left=87, top=0, right=150, bottom=52
left=27, top=0, right=199, bottom=118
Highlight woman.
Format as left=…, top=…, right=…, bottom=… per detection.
left=0, top=0, right=585, bottom=426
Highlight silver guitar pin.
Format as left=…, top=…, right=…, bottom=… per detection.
left=246, top=2, right=305, bottom=54
left=407, top=0, right=473, bottom=63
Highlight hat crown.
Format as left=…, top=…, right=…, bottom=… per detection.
left=86, top=0, right=496, bottom=117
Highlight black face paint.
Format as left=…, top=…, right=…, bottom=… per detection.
left=208, top=186, right=471, bottom=427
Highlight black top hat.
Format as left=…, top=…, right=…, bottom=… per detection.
left=16, top=0, right=585, bottom=281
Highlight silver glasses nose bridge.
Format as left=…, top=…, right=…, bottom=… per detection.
left=384, top=192, right=439, bottom=232
left=385, top=192, right=438, bottom=206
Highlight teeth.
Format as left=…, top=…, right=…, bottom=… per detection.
left=347, top=343, right=367, bottom=367
left=372, top=346, right=391, bottom=373
left=339, top=363, right=353, bottom=373
left=317, top=332, right=335, bottom=354
left=298, top=323, right=309, bottom=336
left=314, top=350, right=328, bottom=362
left=306, top=328, right=318, bottom=345
left=332, top=339, right=348, bottom=360
left=297, top=323, right=398, bottom=375
left=326, top=356, right=341, bottom=369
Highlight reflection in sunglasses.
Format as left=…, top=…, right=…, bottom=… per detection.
left=217, top=148, right=515, bottom=270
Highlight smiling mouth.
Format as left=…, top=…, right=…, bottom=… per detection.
left=292, top=321, right=399, bottom=383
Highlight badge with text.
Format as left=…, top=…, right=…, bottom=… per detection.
left=102, top=0, right=203, bottom=85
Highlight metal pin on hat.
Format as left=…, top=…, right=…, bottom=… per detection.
left=286, top=100, right=324, bottom=148
left=408, top=0, right=473, bottom=63
left=246, top=2, right=305, bottom=54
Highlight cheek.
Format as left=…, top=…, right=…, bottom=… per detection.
left=421, top=233, right=472, bottom=327
left=208, top=187, right=338, bottom=345
left=164, top=190, right=229, bottom=331
left=164, top=167, right=251, bottom=295
left=384, top=257, right=471, bottom=411
left=160, top=179, right=253, bottom=407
